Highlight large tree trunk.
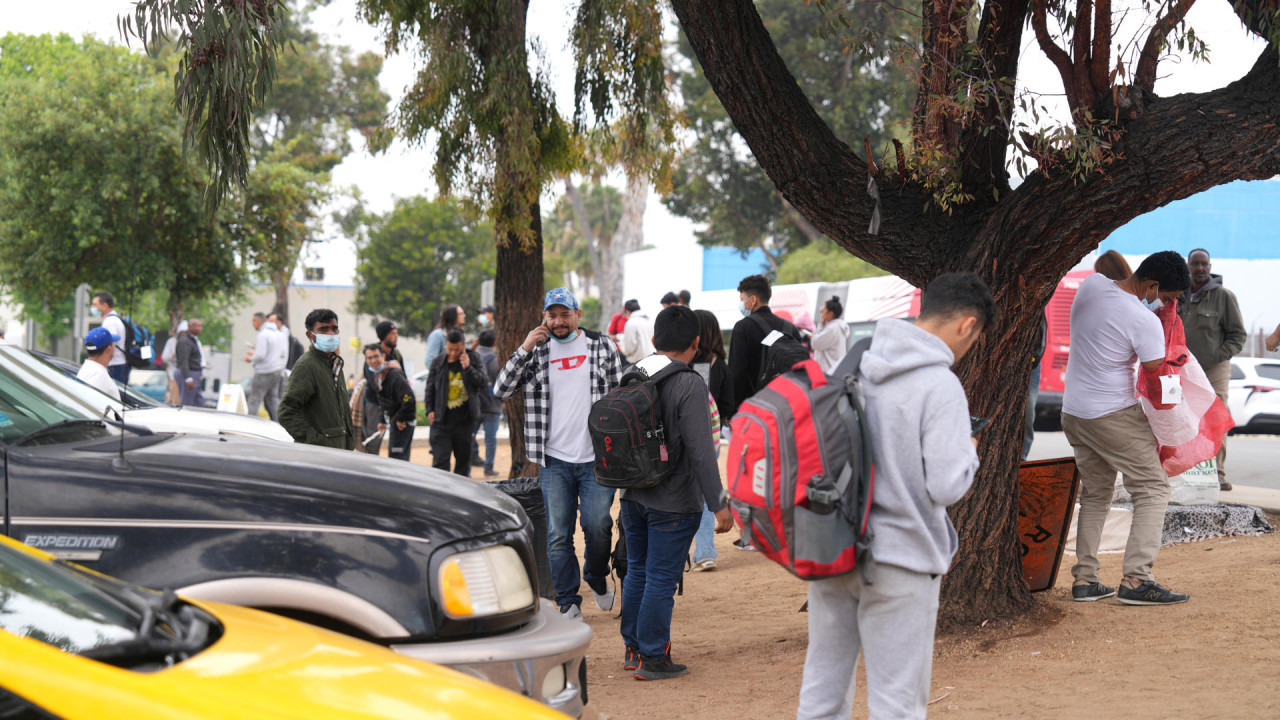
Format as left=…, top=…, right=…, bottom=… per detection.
left=270, top=270, right=290, bottom=330
left=597, top=173, right=647, bottom=326
left=498, top=202, right=545, bottom=479
left=672, top=0, right=1280, bottom=627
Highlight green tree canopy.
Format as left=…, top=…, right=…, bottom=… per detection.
left=774, top=240, right=887, bottom=285
left=0, top=33, right=243, bottom=334
left=664, top=0, right=916, bottom=260
left=353, top=196, right=494, bottom=339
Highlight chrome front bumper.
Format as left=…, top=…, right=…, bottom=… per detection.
left=392, top=599, right=592, bottom=717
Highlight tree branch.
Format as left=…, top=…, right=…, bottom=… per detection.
left=1032, top=0, right=1081, bottom=112
left=982, top=45, right=1280, bottom=284
left=669, top=0, right=925, bottom=276
left=1073, top=0, right=1093, bottom=77
left=1135, top=0, right=1198, bottom=93
left=1090, top=0, right=1113, bottom=94
left=962, top=0, right=1031, bottom=196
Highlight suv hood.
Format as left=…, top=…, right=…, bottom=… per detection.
left=96, top=433, right=527, bottom=544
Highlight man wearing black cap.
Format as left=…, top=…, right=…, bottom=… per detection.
left=375, top=320, right=405, bottom=369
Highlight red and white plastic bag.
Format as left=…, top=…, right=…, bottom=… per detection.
left=1135, top=300, right=1234, bottom=477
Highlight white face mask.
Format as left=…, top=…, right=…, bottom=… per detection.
left=477, top=315, right=490, bottom=326
left=738, top=300, right=750, bottom=317
left=1143, top=298, right=1164, bottom=312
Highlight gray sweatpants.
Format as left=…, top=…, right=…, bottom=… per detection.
left=246, top=370, right=283, bottom=420
left=797, top=564, right=941, bottom=720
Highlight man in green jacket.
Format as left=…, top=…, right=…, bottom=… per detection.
left=278, top=308, right=356, bottom=450
left=1178, top=249, right=1246, bottom=490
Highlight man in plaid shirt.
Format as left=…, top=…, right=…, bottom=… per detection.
left=494, top=287, right=625, bottom=619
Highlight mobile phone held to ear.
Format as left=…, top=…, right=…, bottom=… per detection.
left=970, top=416, right=991, bottom=437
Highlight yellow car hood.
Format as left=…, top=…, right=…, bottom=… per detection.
left=2, top=600, right=566, bottom=720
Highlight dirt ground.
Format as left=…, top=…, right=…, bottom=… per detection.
left=404, top=441, right=1280, bottom=719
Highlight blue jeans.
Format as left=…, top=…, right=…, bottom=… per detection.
left=691, top=503, right=717, bottom=564
left=478, top=413, right=500, bottom=473
left=107, top=363, right=131, bottom=385
left=539, top=456, right=616, bottom=610
left=619, top=500, right=701, bottom=659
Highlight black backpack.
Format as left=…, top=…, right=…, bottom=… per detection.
left=749, top=314, right=809, bottom=393
left=115, top=314, right=156, bottom=369
left=589, top=357, right=696, bottom=490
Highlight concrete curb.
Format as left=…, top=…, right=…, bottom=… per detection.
left=1221, top=485, right=1280, bottom=515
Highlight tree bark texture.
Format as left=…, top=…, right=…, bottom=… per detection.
left=672, top=0, right=1280, bottom=626
left=598, top=174, right=647, bottom=324
left=270, top=270, right=290, bottom=330
left=497, top=202, right=545, bottom=480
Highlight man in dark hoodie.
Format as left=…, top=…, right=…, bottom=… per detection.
left=796, top=272, right=991, bottom=720
left=1178, top=248, right=1245, bottom=490
left=618, top=305, right=733, bottom=681
left=423, top=328, right=487, bottom=475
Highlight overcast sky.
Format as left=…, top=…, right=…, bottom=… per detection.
left=1, top=0, right=1267, bottom=282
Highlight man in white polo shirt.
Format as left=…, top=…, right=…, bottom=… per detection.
left=77, top=326, right=122, bottom=400
left=1063, top=250, right=1191, bottom=606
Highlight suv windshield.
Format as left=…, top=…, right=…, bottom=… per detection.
left=0, top=346, right=118, bottom=444
left=0, top=543, right=140, bottom=654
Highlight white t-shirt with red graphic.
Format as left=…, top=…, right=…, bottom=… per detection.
left=546, top=332, right=595, bottom=463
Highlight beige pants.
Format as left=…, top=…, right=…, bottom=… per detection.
left=1203, top=361, right=1230, bottom=484
left=1062, top=404, right=1170, bottom=583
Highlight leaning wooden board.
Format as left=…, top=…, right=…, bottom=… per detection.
left=1018, top=457, right=1080, bottom=592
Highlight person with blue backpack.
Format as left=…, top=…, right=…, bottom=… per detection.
left=90, top=291, right=132, bottom=384
left=796, top=272, right=991, bottom=720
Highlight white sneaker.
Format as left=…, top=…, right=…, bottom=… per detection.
left=558, top=604, right=582, bottom=620
left=592, top=580, right=615, bottom=612
left=691, top=559, right=717, bottom=572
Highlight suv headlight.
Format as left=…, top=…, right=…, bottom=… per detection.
left=438, top=545, right=534, bottom=618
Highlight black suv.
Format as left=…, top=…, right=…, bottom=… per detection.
left=0, top=346, right=589, bottom=716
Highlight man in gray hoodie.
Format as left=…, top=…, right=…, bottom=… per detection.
left=796, top=272, right=991, bottom=720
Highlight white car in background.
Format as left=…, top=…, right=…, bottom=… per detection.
left=8, top=347, right=292, bottom=442
left=1227, top=357, right=1280, bottom=434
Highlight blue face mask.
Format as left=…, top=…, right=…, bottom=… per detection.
left=313, top=332, right=341, bottom=353
left=551, top=330, right=579, bottom=344
left=738, top=301, right=750, bottom=317
left=89, top=307, right=102, bottom=317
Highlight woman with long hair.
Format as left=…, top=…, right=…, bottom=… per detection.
left=693, top=309, right=734, bottom=419
left=1094, top=250, right=1132, bottom=281
left=690, top=309, right=735, bottom=572
left=810, top=296, right=849, bottom=373
left=425, top=304, right=466, bottom=369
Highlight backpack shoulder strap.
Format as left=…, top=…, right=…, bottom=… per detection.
left=747, top=313, right=771, bottom=336
left=833, top=336, right=872, bottom=380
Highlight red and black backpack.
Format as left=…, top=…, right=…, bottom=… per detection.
left=726, top=358, right=874, bottom=580
left=589, top=357, right=695, bottom=490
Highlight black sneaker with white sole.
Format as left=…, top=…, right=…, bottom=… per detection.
left=1071, top=581, right=1117, bottom=602
left=1117, top=581, right=1189, bottom=605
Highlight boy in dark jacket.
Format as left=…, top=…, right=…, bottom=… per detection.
left=363, top=344, right=417, bottom=461
left=620, top=305, right=734, bottom=681
left=278, top=309, right=355, bottom=450
left=423, top=328, right=487, bottom=475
